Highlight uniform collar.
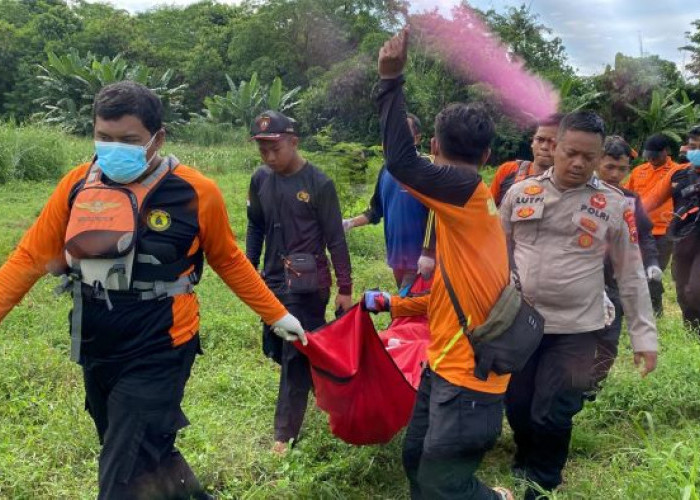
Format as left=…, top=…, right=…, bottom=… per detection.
left=540, top=168, right=602, bottom=190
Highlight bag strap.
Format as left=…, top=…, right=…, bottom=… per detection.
left=439, top=255, right=524, bottom=335
left=438, top=258, right=470, bottom=334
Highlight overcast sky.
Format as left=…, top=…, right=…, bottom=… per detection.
left=109, top=0, right=699, bottom=77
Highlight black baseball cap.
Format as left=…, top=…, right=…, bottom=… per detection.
left=251, top=110, right=298, bottom=141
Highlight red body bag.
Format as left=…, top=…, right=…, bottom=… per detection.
left=296, top=279, right=431, bottom=445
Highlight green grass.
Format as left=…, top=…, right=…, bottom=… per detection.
left=0, top=136, right=698, bottom=499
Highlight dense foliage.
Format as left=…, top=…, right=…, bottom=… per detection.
left=0, top=0, right=699, bottom=162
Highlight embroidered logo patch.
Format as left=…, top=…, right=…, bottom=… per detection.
left=578, top=233, right=594, bottom=248
left=297, top=190, right=311, bottom=203
left=523, top=185, right=543, bottom=196
left=75, top=201, right=121, bottom=213
left=590, top=194, right=607, bottom=209
left=580, top=217, right=598, bottom=233
left=517, top=207, right=535, bottom=219
left=623, top=209, right=638, bottom=243
left=258, top=116, right=270, bottom=131
left=147, top=209, right=171, bottom=232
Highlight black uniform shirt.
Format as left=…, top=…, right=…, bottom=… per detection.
left=246, top=162, right=352, bottom=295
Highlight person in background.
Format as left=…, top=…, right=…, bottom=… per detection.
left=0, top=82, right=305, bottom=499
left=591, top=135, right=660, bottom=391
left=500, top=111, right=658, bottom=499
left=642, top=125, right=700, bottom=331
left=490, top=114, right=563, bottom=206
left=624, top=133, right=678, bottom=316
left=246, top=110, right=353, bottom=454
left=344, top=113, right=436, bottom=289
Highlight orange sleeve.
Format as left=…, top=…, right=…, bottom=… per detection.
left=641, top=166, right=677, bottom=214
left=623, top=169, right=635, bottom=191
left=392, top=293, right=430, bottom=317
left=489, top=162, right=516, bottom=201
left=0, top=164, right=89, bottom=324
left=189, top=169, right=287, bottom=325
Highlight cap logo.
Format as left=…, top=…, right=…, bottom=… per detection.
left=259, top=116, right=270, bottom=131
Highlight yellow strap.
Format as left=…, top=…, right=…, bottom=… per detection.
left=431, top=316, right=471, bottom=372
left=423, top=210, right=435, bottom=248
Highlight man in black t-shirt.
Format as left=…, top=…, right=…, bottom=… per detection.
left=246, top=110, right=353, bottom=453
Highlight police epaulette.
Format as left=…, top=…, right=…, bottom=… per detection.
left=600, top=180, right=626, bottom=197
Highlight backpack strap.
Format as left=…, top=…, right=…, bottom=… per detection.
left=514, top=160, right=532, bottom=182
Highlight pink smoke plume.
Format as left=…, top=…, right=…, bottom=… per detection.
left=410, top=4, right=560, bottom=125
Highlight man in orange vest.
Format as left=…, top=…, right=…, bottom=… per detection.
left=0, top=81, right=305, bottom=499
left=369, top=27, right=514, bottom=500
left=624, top=134, right=678, bottom=316
left=490, top=114, right=563, bottom=206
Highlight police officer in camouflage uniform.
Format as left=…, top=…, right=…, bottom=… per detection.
left=499, top=111, right=658, bottom=499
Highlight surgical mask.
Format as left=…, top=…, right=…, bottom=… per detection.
left=687, top=149, right=700, bottom=167
left=95, top=135, right=158, bottom=184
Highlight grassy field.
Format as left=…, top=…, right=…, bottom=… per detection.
left=1, top=136, right=699, bottom=499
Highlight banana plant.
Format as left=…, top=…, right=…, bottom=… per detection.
left=34, top=49, right=186, bottom=135
left=202, top=73, right=302, bottom=127
left=267, top=76, right=302, bottom=113
left=627, top=89, right=695, bottom=143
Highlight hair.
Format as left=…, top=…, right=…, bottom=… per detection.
left=537, top=113, right=565, bottom=128
left=406, top=113, right=422, bottom=136
left=603, top=135, right=633, bottom=160
left=689, top=125, right=700, bottom=139
left=434, top=103, right=495, bottom=164
left=93, top=81, right=163, bottom=134
left=644, top=133, right=670, bottom=152
left=557, top=111, right=605, bottom=141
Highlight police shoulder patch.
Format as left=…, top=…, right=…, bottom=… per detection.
left=147, top=209, right=171, bottom=232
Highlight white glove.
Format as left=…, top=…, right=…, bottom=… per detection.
left=603, top=291, right=616, bottom=327
left=646, top=265, right=662, bottom=282
left=342, top=219, right=354, bottom=233
left=271, top=313, right=307, bottom=346
left=417, top=255, right=435, bottom=279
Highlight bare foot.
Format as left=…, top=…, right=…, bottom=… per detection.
left=493, top=487, right=514, bottom=500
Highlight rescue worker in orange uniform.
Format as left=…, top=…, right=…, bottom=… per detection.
left=490, top=114, right=563, bottom=206
left=624, top=133, right=679, bottom=316
left=0, top=81, right=306, bottom=499
left=366, top=27, right=514, bottom=500
left=642, top=125, right=700, bottom=331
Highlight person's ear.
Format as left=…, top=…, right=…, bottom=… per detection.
left=152, top=128, right=166, bottom=153
left=480, top=148, right=491, bottom=167
left=414, top=133, right=422, bottom=146
left=430, top=137, right=439, bottom=157
left=290, top=135, right=300, bottom=148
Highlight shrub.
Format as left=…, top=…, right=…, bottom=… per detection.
left=170, top=120, right=244, bottom=147
left=0, top=123, right=67, bottom=183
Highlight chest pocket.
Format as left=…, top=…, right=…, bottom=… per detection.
left=510, top=196, right=545, bottom=245
left=570, top=209, right=609, bottom=253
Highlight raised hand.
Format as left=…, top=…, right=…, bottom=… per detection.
left=378, top=26, right=410, bottom=79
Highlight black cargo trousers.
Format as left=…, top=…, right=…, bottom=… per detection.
left=672, top=233, right=700, bottom=332
left=82, top=336, right=207, bottom=500
left=402, top=368, right=504, bottom=499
